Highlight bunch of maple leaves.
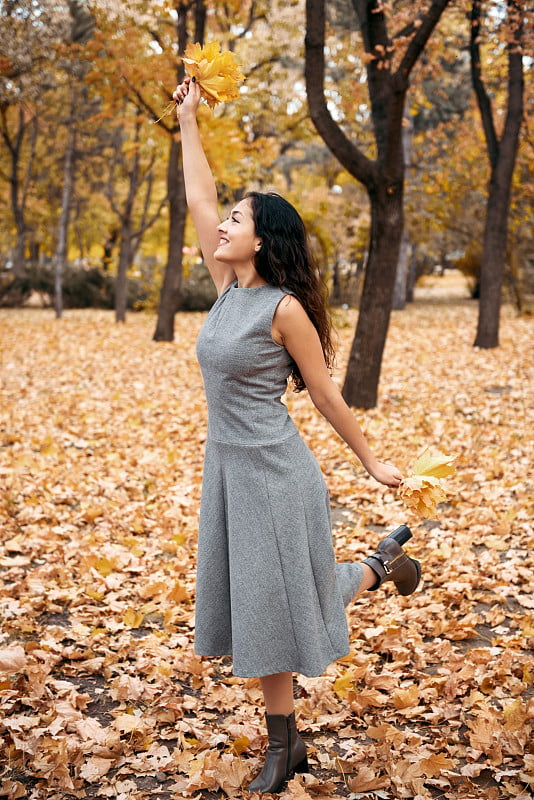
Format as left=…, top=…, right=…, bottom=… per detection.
left=0, top=296, right=532, bottom=800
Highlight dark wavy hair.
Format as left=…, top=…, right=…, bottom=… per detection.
left=246, top=191, right=335, bottom=392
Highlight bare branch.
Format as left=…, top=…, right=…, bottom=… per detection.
left=397, top=0, right=452, bottom=85
left=305, top=0, right=376, bottom=188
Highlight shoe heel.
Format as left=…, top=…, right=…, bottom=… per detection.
left=388, top=525, right=412, bottom=545
left=293, top=756, right=309, bottom=774
left=397, top=558, right=422, bottom=595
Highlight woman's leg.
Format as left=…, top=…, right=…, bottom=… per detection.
left=353, top=564, right=380, bottom=598
left=247, top=672, right=308, bottom=792
left=260, top=672, right=294, bottom=716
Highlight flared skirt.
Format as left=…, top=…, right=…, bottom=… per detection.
left=194, top=433, right=363, bottom=677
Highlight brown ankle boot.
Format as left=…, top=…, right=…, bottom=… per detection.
left=363, top=525, right=421, bottom=596
left=246, top=711, right=308, bottom=793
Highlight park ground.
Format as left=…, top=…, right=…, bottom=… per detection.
left=0, top=275, right=533, bottom=800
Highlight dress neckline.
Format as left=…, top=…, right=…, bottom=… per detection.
left=232, top=280, right=270, bottom=291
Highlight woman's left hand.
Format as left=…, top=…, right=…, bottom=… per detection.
left=368, top=460, right=403, bottom=488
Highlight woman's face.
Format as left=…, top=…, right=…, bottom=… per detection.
left=215, top=198, right=261, bottom=266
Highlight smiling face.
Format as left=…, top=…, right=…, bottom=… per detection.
left=214, top=199, right=262, bottom=267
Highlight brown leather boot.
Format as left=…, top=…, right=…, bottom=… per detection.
left=246, top=711, right=308, bottom=793
left=363, top=525, right=421, bottom=595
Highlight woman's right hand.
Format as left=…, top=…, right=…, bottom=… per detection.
left=173, top=77, right=201, bottom=121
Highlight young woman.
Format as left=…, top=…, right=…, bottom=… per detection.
left=174, top=77, right=421, bottom=794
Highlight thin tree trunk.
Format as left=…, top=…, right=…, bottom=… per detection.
left=474, top=157, right=518, bottom=346
left=471, top=0, right=524, bottom=348
left=392, top=229, right=410, bottom=311
left=153, top=138, right=187, bottom=340
left=406, top=242, right=418, bottom=303
left=115, top=222, right=133, bottom=323
left=392, top=109, right=413, bottom=310
left=54, top=88, right=77, bottom=319
left=153, top=1, right=205, bottom=342
left=2, top=106, right=38, bottom=277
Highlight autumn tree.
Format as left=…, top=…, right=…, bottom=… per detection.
left=0, top=0, right=70, bottom=276
left=52, top=0, right=95, bottom=318
left=150, top=1, right=207, bottom=340
left=470, top=0, right=526, bottom=348
left=103, top=107, right=168, bottom=323
left=305, top=0, right=452, bottom=408
left=82, top=1, right=206, bottom=332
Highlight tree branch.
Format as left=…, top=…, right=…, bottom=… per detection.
left=305, top=0, right=376, bottom=188
left=397, top=0, right=452, bottom=84
left=20, top=115, right=38, bottom=214
left=469, top=0, right=498, bottom=167
left=121, top=75, right=176, bottom=135
left=499, top=0, right=524, bottom=160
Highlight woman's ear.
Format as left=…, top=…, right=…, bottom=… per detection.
left=255, top=240, right=262, bottom=252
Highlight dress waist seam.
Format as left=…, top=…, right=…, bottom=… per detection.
left=206, top=431, right=299, bottom=448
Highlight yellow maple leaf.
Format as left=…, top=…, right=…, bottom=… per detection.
left=332, top=670, right=355, bottom=698
left=182, top=41, right=245, bottom=109
left=412, top=449, right=456, bottom=479
left=399, top=448, right=456, bottom=517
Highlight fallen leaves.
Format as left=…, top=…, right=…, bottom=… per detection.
left=0, top=301, right=533, bottom=799
left=0, top=645, right=27, bottom=674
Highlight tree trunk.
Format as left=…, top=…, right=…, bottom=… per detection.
left=343, top=186, right=403, bottom=409
left=406, top=242, right=418, bottom=303
left=115, top=222, right=133, bottom=323
left=153, top=1, right=205, bottom=342
left=474, top=161, right=517, bottom=347
left=471, top=0, right=524, bottom=348
left=392, top=108, right=413, bottom=310
left=102, top=229, right=118, bottom=272
left=330, top=255, right=342, bottom=306
left=54, top=89, right=76, bottom=319
left=392, top=228, right=410, bottom=311
left=3, top=107, right=38, bottom=277
left=153, top=138, right=187, bottom=340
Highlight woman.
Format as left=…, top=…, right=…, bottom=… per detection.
left=174, top=77, right=420, bottom=794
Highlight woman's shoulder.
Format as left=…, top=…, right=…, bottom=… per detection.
left=273, top=292, right=309, bottom=326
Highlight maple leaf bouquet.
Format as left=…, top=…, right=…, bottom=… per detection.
left=155, top=42, right=245, bottom=123
left=181, top=41, right=245, bottom=109
left=399, top=449, right=456, bottom=518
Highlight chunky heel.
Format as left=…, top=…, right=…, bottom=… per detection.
left=293, top=756, right=309, bottom=774
left=387, top=524, right=412, bottom=545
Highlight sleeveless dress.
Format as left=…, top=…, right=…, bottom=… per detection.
left=195, top=281, right=364, bottom=678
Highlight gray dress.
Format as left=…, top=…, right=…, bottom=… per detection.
left=195, top=281, right=363, bottom=678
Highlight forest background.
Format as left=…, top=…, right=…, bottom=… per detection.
left=0, top=1, right=533, bottom=800
left=1, top=0, right=532, bottom=409
left=1, top=0, right=533, bottom=324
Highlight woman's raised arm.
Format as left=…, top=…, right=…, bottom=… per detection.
left=175, top=78, right=236, bottom=294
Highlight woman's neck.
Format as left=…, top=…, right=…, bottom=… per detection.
left=233, top=265, right=267, bottom=289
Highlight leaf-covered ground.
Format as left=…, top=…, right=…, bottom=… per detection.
left=1, top=287, right=533, bottom=800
